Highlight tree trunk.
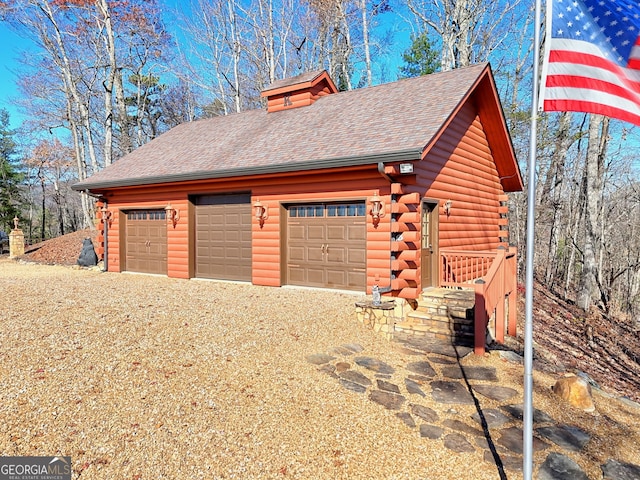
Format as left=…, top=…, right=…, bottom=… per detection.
left=53, top=175, right=64, bottom=236
left=67, top=98, right=95, bottom=228
left=38, top=0, right=98, bottom=227
left=39, top=176, right=46, bottom=242
left=227, top=0, right=242, bottom=113
left=360, top=0, right=372, bottom=87
left=577, top=114, right=609, bottom=311
left=541, top=112, right=572, bottom=287
left=97, top=0, right=116, bottom=165
left=330, top=0, right=352, bottom=90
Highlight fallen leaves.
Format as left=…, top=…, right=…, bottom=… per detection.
left=20, top=229, right=98, bottom=266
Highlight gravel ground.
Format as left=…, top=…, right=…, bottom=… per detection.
left=0, top=260, right=484, bottom=479
left=1, top=259, right=639, bottom=479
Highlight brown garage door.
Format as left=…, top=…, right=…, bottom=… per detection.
left=287, top=202, right=366, bottom=291
left=125, top=210, right=168, bottom=275
left=194, top=194, right=252, bottom=281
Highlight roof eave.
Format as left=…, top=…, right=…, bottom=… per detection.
left=71, top=149, right=423, bottom=192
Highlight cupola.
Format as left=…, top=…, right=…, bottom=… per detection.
left=261, top=70, right=338, bottom=113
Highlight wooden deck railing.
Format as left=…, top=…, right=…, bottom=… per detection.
left=439, top=247, right=518, bottom=355
left=440, top=250, right=497, bottom=287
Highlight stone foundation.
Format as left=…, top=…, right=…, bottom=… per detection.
left=355, top=300, right=400, bottom=340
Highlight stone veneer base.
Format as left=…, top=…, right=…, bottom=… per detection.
left=355, top=301, right=398, bottom=340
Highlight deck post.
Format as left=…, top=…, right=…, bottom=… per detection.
left=507, top=247, right=518, bottom=337
left=508, top=288, right=517, bottom=337
left=496, top=247, right=506, bottom=344
left=474, top=280, right=486, bottom=355
left=496, top=293, right=505, bottom=344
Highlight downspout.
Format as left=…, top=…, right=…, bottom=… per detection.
left=377, top=161, right=396, bottom=183
left=377, top=162, right=397, bottom=294
left=83, top=190, right=108, bottom=272
left=102, top=199, right=109, bottom=272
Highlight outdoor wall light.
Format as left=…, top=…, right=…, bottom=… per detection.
left=165, top=204, right=180, bottom=228
left=399, top=163, right=414, bottom=174
left=444, top=199, right=452, bottom=217
left=100, top=205, right=112, bottom=222
left=369, top=190, right=385, bottom=226
left=253, top=199, right=268, bottom=224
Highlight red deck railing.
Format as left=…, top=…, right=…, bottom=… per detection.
left=440, top=250, right=497, bottom=286
left=439, top=247, right=518, bottom=355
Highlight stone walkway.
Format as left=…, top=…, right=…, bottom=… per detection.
left=306, top=336, right=640, bottom=480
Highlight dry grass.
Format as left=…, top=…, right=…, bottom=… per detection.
left=1, top=257, right=639, bottom=479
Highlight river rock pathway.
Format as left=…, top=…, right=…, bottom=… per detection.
left=306, top=335, right=640, bottom=480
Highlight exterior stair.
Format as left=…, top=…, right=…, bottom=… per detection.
left=395, top=287, right=476, bottom=346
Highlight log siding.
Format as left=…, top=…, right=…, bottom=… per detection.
left=416, top=104, right=505, bottom=252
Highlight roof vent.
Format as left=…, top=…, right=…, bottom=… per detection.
left=261, top=70, right=338, bottom=113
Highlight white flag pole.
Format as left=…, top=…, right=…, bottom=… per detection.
left=523, top=0, right=543, bottom=478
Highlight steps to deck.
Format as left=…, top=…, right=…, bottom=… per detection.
left=395, top=288, right=476, bottom=345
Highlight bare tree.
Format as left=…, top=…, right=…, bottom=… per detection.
left=354, top=0, right=391, bottom=87
left=307, top=0, right=354, bottom=89
left=24, top=138, right=74, bottom=240
left=158, top=81, right=201, bottom=127
left=170, top=0, right=398, bottom=114
left=577, top=114, right=609, bottom=311
left=18, top=0, right=101, bottom=226
left=406, top=0, right=523, bottom=71
left=2, top=0, right=168, bottom=228
left=537, top=112, right=576, bottom=288
left=173, top=0, right=246, bottom=114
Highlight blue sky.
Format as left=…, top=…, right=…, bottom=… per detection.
left=0, top=25, right=29, bottom=128
left=0, top=6, right=410, bottom=131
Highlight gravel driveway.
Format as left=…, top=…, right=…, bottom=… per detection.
left=1, top=260, right=639, bottom=479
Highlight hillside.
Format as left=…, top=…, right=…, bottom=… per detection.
left=13, top=230, right=640, bottom=403
left=518, top=282, right=640, bottom=403
left=19, top=229, right=99, bottom=265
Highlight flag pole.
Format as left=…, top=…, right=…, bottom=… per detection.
left=524, top=0, right=543, bottom=477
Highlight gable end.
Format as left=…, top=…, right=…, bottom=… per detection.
left=261, top=70, right=338, bottom=113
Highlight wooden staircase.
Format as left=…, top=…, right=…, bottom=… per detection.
left=395, top=288, right=476, bottom=346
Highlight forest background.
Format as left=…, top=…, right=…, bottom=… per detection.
left=0, top=0, right=638, bottom=322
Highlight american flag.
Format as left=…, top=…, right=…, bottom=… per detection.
left=540, top=0, right=640, bottom=126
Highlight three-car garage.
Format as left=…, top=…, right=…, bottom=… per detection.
left=121, top=196, right=366, bottom=291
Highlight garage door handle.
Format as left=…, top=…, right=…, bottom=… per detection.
left=321, top=244, right=326, bottom=254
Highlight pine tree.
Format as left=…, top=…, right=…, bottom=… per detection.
left=0, top=109, right=22, bottom=232
left=398, top=32, right=439, bottom=79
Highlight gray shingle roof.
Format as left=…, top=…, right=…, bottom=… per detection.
left=73, top=63, right=491, bottom=191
